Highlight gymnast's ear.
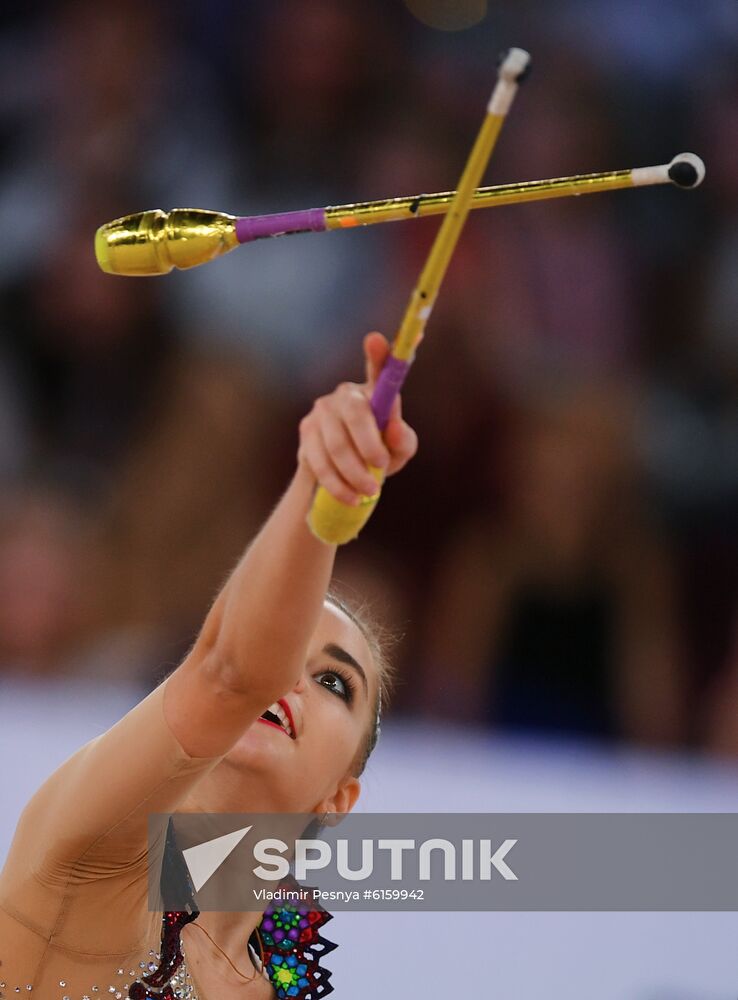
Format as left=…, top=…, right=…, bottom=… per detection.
left=317, top=776, right=361, bottom=819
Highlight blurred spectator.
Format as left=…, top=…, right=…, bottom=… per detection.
left=231, top=0, right=409, bottom=198
left=0, top=0, right=236, bottom=285
left=0, top=199, right=285, bottom=684
left=0, top=0, right=734, bottom=755
left=417, top=385, right=684, bottom=747
left=463, top=47, right=640, bottom=389
left=2, top=199, right=175, bottom=495
left=634, top=65, right=738, bottom=740
left=167, top=0, right=413, bottom=383
left=0, top=487, right=94, bottom=677
left=703, top=609, right=738, bottom=756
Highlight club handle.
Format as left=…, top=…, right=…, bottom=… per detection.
left=307, top=355, right=411, bottom=544
left=306, top=48, right=531, bottom=546
left=369, top=355, right=411, bottom=430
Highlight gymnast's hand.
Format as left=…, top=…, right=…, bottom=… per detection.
left=298, top=332, right=418, bottom=507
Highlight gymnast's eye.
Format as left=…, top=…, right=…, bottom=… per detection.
left=315, top=669, right=354, bottom=704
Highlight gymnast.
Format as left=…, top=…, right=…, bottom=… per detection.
left=0, top=331, right=418, bottom=999
left=0, top=47, right=530, bottom=997
left=1, top=42, right=702, bottom=996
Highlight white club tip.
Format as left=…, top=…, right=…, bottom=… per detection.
left=668, top=153, right=706, bottom=189
left=498, top=48, right=531, bottom=84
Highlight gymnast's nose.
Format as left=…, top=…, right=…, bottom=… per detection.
left=291, top=672, right=308, bottom=695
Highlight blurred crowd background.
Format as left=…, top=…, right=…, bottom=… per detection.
left=0, top=0, right=736, bottom=757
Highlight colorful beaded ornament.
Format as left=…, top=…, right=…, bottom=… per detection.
left=127, top=877, right=336, bottom=1000
left=258, top=884, right=336, bottom=998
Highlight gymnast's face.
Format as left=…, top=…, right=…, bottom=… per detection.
left=223, top=602, right=378, bottom=815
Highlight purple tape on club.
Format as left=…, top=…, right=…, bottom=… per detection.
left=370, top=355, right=411, bottom=431
left=235, top=208, right=327, bottom=244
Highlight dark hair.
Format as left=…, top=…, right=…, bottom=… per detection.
left=324, top=589, right=396, bottom=776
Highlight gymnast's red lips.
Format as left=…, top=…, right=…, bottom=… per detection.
left=257, top=698, right=297, bottom=739
left=278, top=697, right=297, bottom=738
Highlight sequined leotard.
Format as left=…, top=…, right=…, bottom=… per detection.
left=127, top=877, right=335, bottom=999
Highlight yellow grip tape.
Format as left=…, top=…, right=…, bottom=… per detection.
left=307, top=466, right=385, bottom=545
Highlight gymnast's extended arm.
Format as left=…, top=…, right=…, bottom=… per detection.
left=162, top=332, right=417, bottom=759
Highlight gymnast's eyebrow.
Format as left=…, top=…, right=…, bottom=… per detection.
left=322, top=643, right=369, bottom=696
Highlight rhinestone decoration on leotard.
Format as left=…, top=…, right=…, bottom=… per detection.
left=126, top=877, right=336, bottom=1000
left=127, top=909, right=198, bottom=999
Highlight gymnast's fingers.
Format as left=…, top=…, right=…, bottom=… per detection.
left=334, top=382, right=392, bottom=472
left=384, top=413, right=418, bottom=476
left=361, top=338, right=414, bottom=473
left=319, top=399, right=382, bottom=496
left=363, top=331, right=391, bottom=388
left=298, top=419, right=361, bottom=506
